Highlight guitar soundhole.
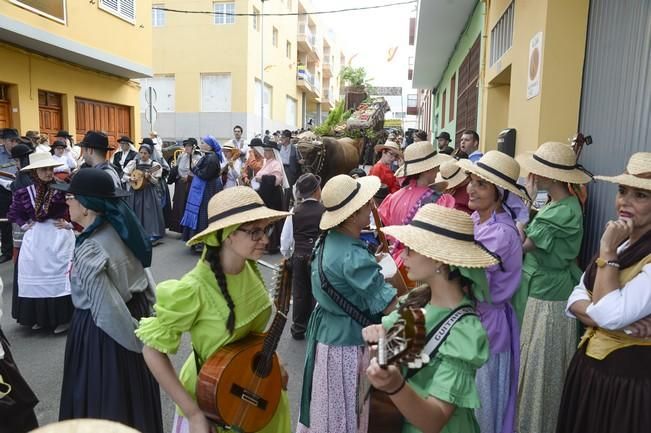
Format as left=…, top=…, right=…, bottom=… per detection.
left=251, top=353, right=272, bottom=378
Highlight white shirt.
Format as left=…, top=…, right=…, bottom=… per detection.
left=279, top=144, right=291, bottom=165
left=566, top=241, right=651, bottom=330
left=223, top=158, right=242, bottom=189
left=52, top=153, right=77, bottom=173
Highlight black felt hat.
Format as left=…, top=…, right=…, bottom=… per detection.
left=261, top=141, right=280, bottom=151
left=0, top=128, right=19, bottom=140
left=55, top=130, right=73, bottom=139
left=51, top=168, right=129, bottom=198
left=79, top=131, right=111, bottom=150
left=51, top=140, right=67, bottom=149
left=117, top=135, right=133, bottom=144
left=11, top=143, right=33, bottom=159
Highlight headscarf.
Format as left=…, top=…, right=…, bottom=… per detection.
left=202, top=135, right=224, bottom=163
left=266, top=147, right=290, bottom=189
left=75, top=195, right=152, bottom=268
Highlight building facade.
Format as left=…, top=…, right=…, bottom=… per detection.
left=0, top=0, right=151, bottom=145
left=144, top=0, right=345, bottom=142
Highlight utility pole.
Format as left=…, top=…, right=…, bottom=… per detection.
left=260, top=0, right=266, bottom=136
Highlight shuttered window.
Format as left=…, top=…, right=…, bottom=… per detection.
left=455, top=36, right=481, bottom=141
left=100, top=0, right=136, bottom=23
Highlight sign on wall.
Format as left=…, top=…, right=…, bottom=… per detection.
left=10, top=0, right=66, bottom=24
left=527, top=32, right=543, bottom=99
left=371, top=87, right=403, bottom=97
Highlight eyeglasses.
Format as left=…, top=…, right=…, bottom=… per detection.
left=65, top=194, right=76, bottom=201
left=237, top=224, right=274, bottom=241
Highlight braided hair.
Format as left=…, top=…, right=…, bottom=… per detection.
left=400, top=266, right=477, bottom=311
left=205, top=233, right=236, bottom=334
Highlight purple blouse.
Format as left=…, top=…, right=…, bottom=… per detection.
left=8, top=185, right=68, bottom=227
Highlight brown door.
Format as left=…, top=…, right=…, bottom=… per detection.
left=0, top=84, right=11, bottom=129
left=75, top=97, right=132, bottom=150
left=455, top=36, right=481, bottom=142
left=39, top=90, right=63, bottom=143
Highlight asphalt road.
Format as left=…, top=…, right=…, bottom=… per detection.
left=0, top=231, right=308, bottom=432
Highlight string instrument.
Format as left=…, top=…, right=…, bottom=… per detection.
left=129, top=164, right=161, bottom=190
left=221, top=149, right=242, bottom=186
left=197, top=259, right=292, bottom=432
left=358, top=307, right=427, bottom=432
left=371, top=201, right=412, bottom=297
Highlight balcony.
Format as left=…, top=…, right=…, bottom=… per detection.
left=297, top=19, right=320, bottom=61
left=320, top=87, right=335, bottom=109
left=297, top=66, right=321, bottom=98
left=323, top=54, right=333, bottom=78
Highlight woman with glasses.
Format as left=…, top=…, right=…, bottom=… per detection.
left=55, top=169, right=162, bottom=433
left=137, top=186, right=291, bottom=433
left=369, top=140, right=402, bottom=194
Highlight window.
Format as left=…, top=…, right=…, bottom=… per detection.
left=286, top=41, right=292, bottom=58
left=99, top=0, right=135, bottom=23
left=490, top=2, right=514, bottom=66
left=441, top=90, right=446, bottom=128
left=152, top=4, right=165, bottom=27
left=255, top=80, right=272, bottom=119
left=139, top=75, right=175, bottom=113
left=252, top=6, right=260, bottom=30
left=286, top=96, right=297, bottom=128
left=272, top=27, right=278, bottom=47
left=449, top=74, right=456, bottom=122
left=201, top=74, right=232, bottom=112
left=213, top=2, right=234, bottom=25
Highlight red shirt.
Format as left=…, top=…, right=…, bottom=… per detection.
left=369, top=162, right=400, bottom=193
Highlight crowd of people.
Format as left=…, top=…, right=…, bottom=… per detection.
left=0, top=124, right=650, bottom=433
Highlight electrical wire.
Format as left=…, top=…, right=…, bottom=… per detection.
left=153, top=1, right=416, bottom=17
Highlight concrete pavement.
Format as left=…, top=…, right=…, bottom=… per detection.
left=0, top=231, right=308, bottom=432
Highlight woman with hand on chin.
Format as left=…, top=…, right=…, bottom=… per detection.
left=363, top=204, right=496, bottom=433
left=557, top=152, right=651, bottom=433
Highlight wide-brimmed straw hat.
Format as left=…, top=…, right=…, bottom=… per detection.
left=382, top=204, right=499, bottom=268
left=320, top=174, right=381, bottom=230
left=222, top=140, right=237, bottom=151
left=595, top=152, right=651, bottom=191
left=395, top=141, right=452, bottom=178
left=187, top=186, right=290, bottom=245
left=374, top=140, right=401, bottom=155
left=30, top=419, right=139, bottom=433
left=21, top=152, right=63, bottom=171
left=433, top=160, right=469, bottom=191
left=457, top=151, right=530, bottom=201
left=516, top=141, right=592, bottom=184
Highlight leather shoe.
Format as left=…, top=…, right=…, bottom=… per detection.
left=0, top=254, right=12, bottom=264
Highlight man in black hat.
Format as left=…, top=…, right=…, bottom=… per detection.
left=112, top=136, right=138, bottom=180
left=0, top=128, right=21, bottom=262
left=279, top=173, right=324, bottom=340
left=79, top=131, right=122, bottom=190
left=436, top=131, right=455, bottom=155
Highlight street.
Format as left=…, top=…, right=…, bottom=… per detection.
left=0, top=231, right=308, bottom=432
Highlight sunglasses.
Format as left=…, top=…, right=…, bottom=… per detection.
left=237, top=224, right=274, bottom=241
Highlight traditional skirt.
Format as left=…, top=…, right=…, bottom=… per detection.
left=476, top=351, right=511, bottom=433
left=517, top=298, right=577, bottom=433
left=127, top=184, right=165, bottom=240
left=15, top=220, right=75, bottom=328
left=59, top=292, right=163, bottom=433
left=169, top=177, right=191, bottom=233
left=182, top=179, right=221, bottom=241
left=296, top=343, right=368, bottom=433
left=556, top=344, right=651, bottom=433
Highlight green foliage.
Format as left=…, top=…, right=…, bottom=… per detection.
left=314, top=100, right=348, bottom=136
left=339, top=66, right=372, bottom=88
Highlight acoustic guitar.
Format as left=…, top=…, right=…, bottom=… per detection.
left=358, top=307, right=427, bottom=433
left=196, top=259, right=292, bottom=432
left=129, top=164, right=161, bottom=190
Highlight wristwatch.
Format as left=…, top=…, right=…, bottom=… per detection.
left=595, top=257, right=620, bottom=269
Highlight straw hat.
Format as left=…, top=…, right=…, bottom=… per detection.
left=374, top=140, right=401, bottom=155
left=187, top=186, right=290, bottom=245
left=395, top=141, right=452, bottom=178
left=433, top=160, right=469, bottom=191
left=222, top=140, right=237, bottom=151
left=595, top=152, right=651, bottom=191
left=320, top=174, right=381, bottom=230
left=21, top=152, right=63, bottom=171
left=516, top=141, right=592, bottom=184
left=457, top=151, right=530, bottom=201
left=30, top=419, right=139, bottom=433
left=382, top=204, right=499, bottom=268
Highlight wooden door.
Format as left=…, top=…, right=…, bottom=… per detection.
left=455, top=36, right=481, bottom=142
left=75, top=98, right=132, bottom=150
left=39, top=90, right=63, bottom=143
left=0, top=84, right=10, bottom=129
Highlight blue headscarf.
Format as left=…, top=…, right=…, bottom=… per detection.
left=202, top=135, right=224, bottom=163
left=76, top=195, right=152, bottom=268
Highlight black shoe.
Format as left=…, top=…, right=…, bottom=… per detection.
left=0, top=254, right=12, bottom=264
left=291, top=333, right=305, bottom=341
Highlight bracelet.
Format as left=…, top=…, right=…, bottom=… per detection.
left=384, top=378, right=406, bottom=396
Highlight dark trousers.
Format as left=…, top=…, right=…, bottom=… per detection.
left=0, top=190, right=12, bottom=256
left=291, top=253, right=315, bottom=338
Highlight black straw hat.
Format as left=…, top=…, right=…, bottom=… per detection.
left=79, top=131, right=111, bottom=150
left=51, top=168, right=130, bottom=198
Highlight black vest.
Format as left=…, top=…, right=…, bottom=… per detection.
left=293, top=200, right=325, bottom=255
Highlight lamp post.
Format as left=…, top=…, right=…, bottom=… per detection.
left=260, top=0, right=266, bottom=136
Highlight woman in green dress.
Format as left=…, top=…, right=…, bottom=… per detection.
left=514, top=142, right=592, bottom=433
left=363, top=203, right=497, bottom=433
left=136, top=186, right=291, bottom=433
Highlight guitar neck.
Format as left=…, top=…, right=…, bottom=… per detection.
left=261, top=312, right=287, bottom=362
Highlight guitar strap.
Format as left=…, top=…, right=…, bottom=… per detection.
left=405, top=305, right=476, bottom=379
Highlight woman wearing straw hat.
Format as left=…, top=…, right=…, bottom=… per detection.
left=456, top=151, right=526, bottom=433
left=137, top=186, right=291, bottom=433
left=432, top=160, right=472, bottom=214
left=363, top=204, right=498, bottom=433
left=513, top=142, right=592, bottom=433
left=369, top=140, right=402, bottom=194
left=55, top=169, right=162, bottom=433
left=297, top=174, right=397, bottom=433
left=557, top=152, right=651, bottom=433
left=7, top=152, right=75, bottom=333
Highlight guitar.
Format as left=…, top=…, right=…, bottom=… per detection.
left=196, top=259, right=292, bottom=432
left=358, top=307, right=427, bottom=433
left=129, top=164, right=161, bottom=190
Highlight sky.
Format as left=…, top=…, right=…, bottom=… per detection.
left=311, top=0, right=417, bottom=122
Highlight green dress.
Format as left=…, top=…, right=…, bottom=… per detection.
left=383, top=298, right=489, bottom=433
left=136, top=260, right=291, bottom=433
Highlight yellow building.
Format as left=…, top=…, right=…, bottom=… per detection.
left=145, top=0, right=344, bottom=142
left=0, top=0, right=152, bottom=145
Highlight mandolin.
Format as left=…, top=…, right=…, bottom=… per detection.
left=196, top=259, right=292, bottom=432
left=129, top=164, right=161, bottom=190
left=358, top=307, right=427, bottom=433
